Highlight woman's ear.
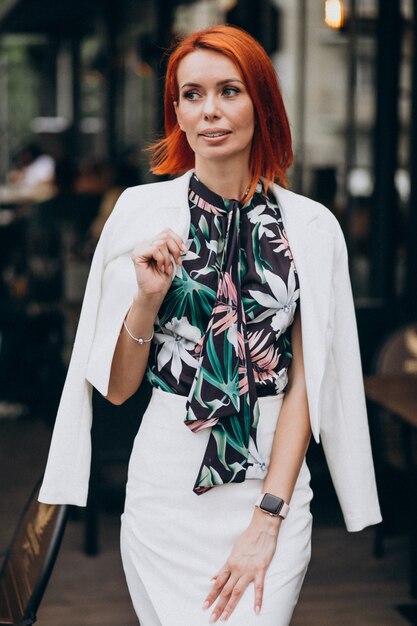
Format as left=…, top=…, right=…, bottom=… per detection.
left=173, top=101, right=184, bottom=131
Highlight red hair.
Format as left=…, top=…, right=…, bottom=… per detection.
left=149, top=24, right=293, bottom=195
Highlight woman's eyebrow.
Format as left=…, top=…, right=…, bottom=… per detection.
left=180, top=78, right=244, bottom=89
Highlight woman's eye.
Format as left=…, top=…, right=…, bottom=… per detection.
left=183, top=91, right=200, bottom=100
left=223, top=86, right=240, bottom=97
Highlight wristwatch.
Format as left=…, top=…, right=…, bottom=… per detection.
left=255, top=493, right=290, bottom=519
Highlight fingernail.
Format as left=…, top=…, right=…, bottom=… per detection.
left=255, top=606, right=261, bottom=615
left=202, top=601, right=210, bottom=610
left=209, top=613, right=217, bottom=623
left=161, top=264, right=165, bottom=273
left=220, top=613, right=228, bottom=622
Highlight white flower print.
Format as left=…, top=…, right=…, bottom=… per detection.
left=246, top=204, right=277, bottom=238
left=205, top=239, right=220, bottom=255
left=182, top=236, right=199, bottom=262
left=274, top=367, right=288, bottom=394
left=246, top=435, right=268, bottom=480
left=174, top=237, right=199, bottom=278
left=154, top=316, right=201, bottom=383
left=248, top=266, right=300, bottom=338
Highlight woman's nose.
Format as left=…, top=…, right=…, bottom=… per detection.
left=202, top=95, right=220, bottom=120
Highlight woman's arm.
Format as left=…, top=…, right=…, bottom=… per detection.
left=106, top=292, right=162, bottom=404
left=259, top=306, right=312, bottom=504
left=203, top=307, right=311, bottom=623
left=106, top=228, right=187, bottom=405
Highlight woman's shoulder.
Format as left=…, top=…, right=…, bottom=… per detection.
left=98, top=172, right=192, bottom=255
left=118, top=171, right=191, bottom=209
left=272, top=183, right=343, bottom=237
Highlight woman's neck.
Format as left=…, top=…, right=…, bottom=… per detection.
left=194, top=161, right=251, bottom=201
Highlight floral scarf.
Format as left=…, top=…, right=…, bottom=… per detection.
left=146, top=173, right=300, bottom=495
left=185, top=193, right=261, bottom=494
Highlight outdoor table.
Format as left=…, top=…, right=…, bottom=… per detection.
left=365, top=374, right=417, bottom=608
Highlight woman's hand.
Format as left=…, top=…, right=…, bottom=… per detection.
left=131, top=228, right=187, bottom=302
left=203, top=510, right=281, bottom=622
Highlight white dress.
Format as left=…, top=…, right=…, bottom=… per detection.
left=120, top=388, right=313, bottom=626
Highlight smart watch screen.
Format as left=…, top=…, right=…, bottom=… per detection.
left=261, top=493, right=284, bottom=515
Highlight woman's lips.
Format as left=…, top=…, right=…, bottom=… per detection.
left=198, top=130, right=231, bottom=143
left=199, top=130, right=231, bottom=137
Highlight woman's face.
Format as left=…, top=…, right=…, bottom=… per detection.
left=174, top=49, right=255, bottom=173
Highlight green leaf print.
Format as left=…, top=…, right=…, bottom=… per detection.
left=145, top=368, right=175, bottom=393
left=251, top=222, right=265, bottom=282
left=239, top=248, right=248, bottom=280
left=199, top=214, right=209, bottom=240
left=189, top=223, right=201, bottom=255
left=200, top=333, right=240, bottom=410
left=213, top=427, right=248, bottom=472
left=161, top=269, right=216, bottom=329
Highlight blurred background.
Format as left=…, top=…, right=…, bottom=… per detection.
left=1, top=0, right=417, bottom=624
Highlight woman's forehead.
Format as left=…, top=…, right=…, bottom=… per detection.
left=176, top=49, right=244, bottom=85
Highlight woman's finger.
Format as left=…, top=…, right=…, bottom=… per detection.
left=156, top=244, right=174, bottom=274
left=133, top=238, right=181, bottom=272
left=153, top=229, right=187, bottom=262
left=164, top=236, right=186, bottom=263
left=217, top=575, right=251, bottom=622
left=152, top=247, right=171, bottom=274
left=203, top=569, right=231, bottom=609
left=131, top=229, right=186, bottom=264
left=134, top=240, right=171, bottom=274
left=253, top=570, right=265, bottom=615
left=131, top=240, right=163, bottom=264
left=160, top=242, right=182, bottom=270
left=162, top=228, right=187, bottom=253
left=208, top=575, right=242, bottom=623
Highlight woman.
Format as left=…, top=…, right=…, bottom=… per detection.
left=39, top=25, right=382, bottom=625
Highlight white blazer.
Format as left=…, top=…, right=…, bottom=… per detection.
left=39, top=170, right=382, bottom=532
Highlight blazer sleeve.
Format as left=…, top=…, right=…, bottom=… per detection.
left=38, top=189, right=135, bottom=506
left=319, top=227, right=382, bottom=531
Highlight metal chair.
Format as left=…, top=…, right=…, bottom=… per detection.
left=0, top=478, right=68, bottom=626
left=369, top=322, right=417, bottom=558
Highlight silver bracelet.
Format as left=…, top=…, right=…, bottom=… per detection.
left=123, top=319, right=154, bottom=345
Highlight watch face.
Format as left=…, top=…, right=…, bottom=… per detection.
left=261, top=493, right=284, bottom=515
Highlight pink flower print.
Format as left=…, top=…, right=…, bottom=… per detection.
left=207, top=271, right=239, bottom=340
left=247, top=330, right=281, bottom=385
left=193, top=335, right=205, bottom=358
left=218, top=271, right=238, bottom=304
left=271, top=225, right=293, bottom=261
left=211, top=304, right=237, bottom=336
left=237, top=329, right=246, bottom=361
left=185, top=416, right=219, bottom=432
left=189, top=189, right=225, bottom=216
left=238, top=370, right=249, bottom=395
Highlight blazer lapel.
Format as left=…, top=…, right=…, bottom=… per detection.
left=144, top=171, right=192, bottom=239
left=102, top=171, right=193, bottom=265
left=273, top=185, right=336, bottom=440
